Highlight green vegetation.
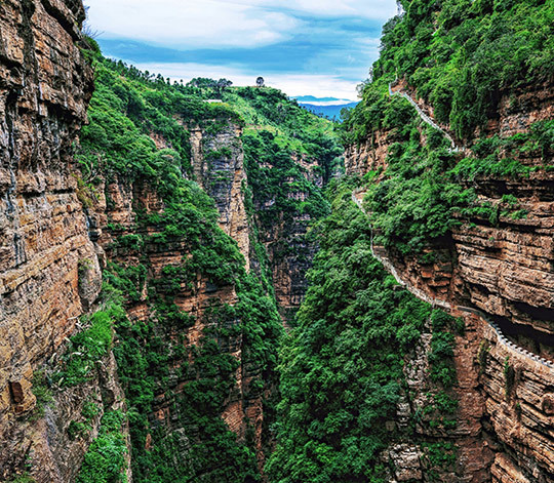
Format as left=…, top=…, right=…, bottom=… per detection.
left=5, top=454, right=35, bottom=483
left=77, top=410, right=129, bottom=483
left=359, top=114, right=467, bottom=254
left=340, top=0, right=554, bottom=254
left=230, top=86, right=342, bottom=323
left=70, top=1, right=554, bottom=479
left=346, top=99, right=549, bottom=254
left=30, top=370, right=53, bottom=420
left=109, top=271, right=282, bottom=482
left=67, top=401, right=101, bottom=441
left=7, top=472, right=35, bottom=484
left=515, top=402, right=522, bottom=418
left=243, top=131, right=334, bottom=226
left=266, top=181, right=459, bottom=482
left=76, top=41, right=342, bottom=482
left=224, top=87, right=342, bottom=179
left=478, top=340, right=490, bottom=374
left=73, top=0, right=554, bottom=475
left=421, top=442, right=457, bottom=481
left=53, top=304, right=121, bottom=387
left=428, top=310, right=459, bottom=388
left=375, top=0, right=554, bottom=139
left=504, top=356, right=516, bottom=397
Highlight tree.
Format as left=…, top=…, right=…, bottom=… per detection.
left=187, top=78, right=217, bottom=89
left=217, top=79, right=233, bottom=88
left=256, top=77, right=265, bottom=87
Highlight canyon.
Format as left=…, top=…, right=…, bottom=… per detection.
left=2, top=0, right=554, bottom=482
left=0, top=0, right=335, bottom=480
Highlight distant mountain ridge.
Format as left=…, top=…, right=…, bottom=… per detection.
left=298, top=101, right=358, bottom=120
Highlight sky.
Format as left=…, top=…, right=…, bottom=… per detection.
left=84, top=0, right=398, bottom=103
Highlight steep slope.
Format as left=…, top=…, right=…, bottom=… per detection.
left=268, top=181, right=490, bottom=482
left=77, top=55, right=340, bottom=481
left=271, top=0, right=554, bottom=482
left=0, top=7, right=342, bottom=478
left=0, top=1, right=130, bottom=481
left=219, top=87, right=342, bottom=320
left=67, top=52, right=340, bottom=481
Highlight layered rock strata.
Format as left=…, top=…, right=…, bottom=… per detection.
left=0, top=0, right=129, bottom=480
left=190, top=124, right=251, bottom=269
left=348, top=80, right=554, bottom=480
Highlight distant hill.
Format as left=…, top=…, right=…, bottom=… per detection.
left=298, top=102, right=358, bottom=121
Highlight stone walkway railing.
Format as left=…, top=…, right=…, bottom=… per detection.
left=351, top=190, right=554, bottom=370
left=388, top=81, right=462, bottom=153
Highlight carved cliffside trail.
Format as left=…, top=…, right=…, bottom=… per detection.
left=389, top=81, right=462, bottom=153
left=351, top=190, right=554, bottom=371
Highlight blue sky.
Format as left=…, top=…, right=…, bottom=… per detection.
left=84, top=0, right=397, bottom=102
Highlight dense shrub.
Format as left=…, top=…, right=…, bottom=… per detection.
left=266, top=181, right=458, bottom=482
left=77, top=42, right=340, bottom=482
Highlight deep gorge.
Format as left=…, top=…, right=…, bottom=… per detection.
left=1, top=0, right=554, bottom=482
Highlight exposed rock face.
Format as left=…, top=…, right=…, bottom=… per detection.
left=480, top=320, right=554, bottom=482
left=1, top=347, right=132, bottom=482
left=250, top=152, right=322, bottom=319
left=344, top=129, right=391, bottom=178
left=387, top=444, right=424, bottom=482
left=380, top=311, right=494, bottom=482
left=0, top=1, right=327, bottom=482
left=93, top=161, right=270, bottom=475
left=190, top=124, right=251, bottom=269
left=347, top=81, right=554, bottom=480
left=0, top=0, right=129, bottom=480
left=266, top=212, right=316, bottom=316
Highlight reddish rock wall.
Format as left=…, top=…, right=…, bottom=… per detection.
left=0, top=1, right=131, bottom=480
left=91, top=132, right=269, bottom=474
left=348, top=80, right=554, bottom=481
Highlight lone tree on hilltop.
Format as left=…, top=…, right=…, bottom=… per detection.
left=256, top=77, right=265, bottom=87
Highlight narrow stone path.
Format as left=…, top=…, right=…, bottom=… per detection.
left=388, top=82, right=462, bottom=153
left=352, top=190, right=554, bottom=370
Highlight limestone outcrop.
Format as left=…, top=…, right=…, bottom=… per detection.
left=190, top=124, right=251, bottom=269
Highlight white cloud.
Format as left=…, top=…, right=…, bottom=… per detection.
left=299, top=99, right=357, bottom=106
left=131, top=61, right=360, bottom=101
left=197, top=0, right=396, bottom=19
left=85, top=0, right=396, bottom=49
left=266, top=73, right=359, bottom=100
left=265, top=0, right=396, bottom=19
left=85, top=0, right=396, bottom=98
left=85, top=0, right=302, bottom=49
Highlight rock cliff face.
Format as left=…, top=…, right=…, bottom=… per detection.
left=94, top=171, right=269, bottom=473
left=344, top=130, right=391, bottom=179
left=346, top=80, right=554, bottom=481
left=248, top=151, right=324, bottom=320
left=268, top=154, right=322, bottom=316
left=189, top=123, right=324, bottom=320
left=190, top=124, right=251, bottom=269
left=0, top=0, right=129, bottom=480
left=0, top=1, right=287, bottom=476
left=388, top=311, right=494, bottom=483
left=4, top=348, right=132, bottom=483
